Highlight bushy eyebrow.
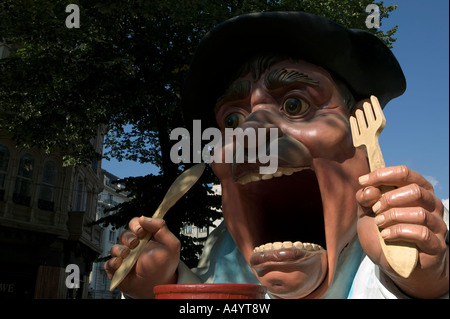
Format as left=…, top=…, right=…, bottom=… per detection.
left=214, top=68, right=319, bottom=113
left=215, top=80, right=251, bottom=113
left=264, top=68, right=319, bottom=90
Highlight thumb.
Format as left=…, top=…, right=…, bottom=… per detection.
left=138, top=216, right=180, bottom=248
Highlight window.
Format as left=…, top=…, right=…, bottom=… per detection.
left=13, top=153, right=34, bottom=206
left=0, top=145, right=9, bottom=201
left=183, top=223, right=193, bottom=234
left=74, top=179, right=87, bottom=211
left=91, top=158, right=98, bottom=174
left=38, top=160, right=57, bottom=211
left=109, top=230, right=116, bottom=243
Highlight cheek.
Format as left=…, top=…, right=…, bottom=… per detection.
left=300, top=117, right=354, bottom=160
left=211, top=161, right=228, bottom=180
left=211, top=144, right=232, bottom=181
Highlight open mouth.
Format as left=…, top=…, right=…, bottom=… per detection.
left=234, top=166, right=327, bottom=267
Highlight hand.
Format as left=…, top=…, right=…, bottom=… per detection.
left=356, top=165, right=449, bottom=298
left=104, top=216, right=181, bottom=299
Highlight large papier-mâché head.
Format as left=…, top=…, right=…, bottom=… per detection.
left=182, top=12, right=406, bottom=298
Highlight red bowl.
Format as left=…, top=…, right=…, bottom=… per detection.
left=154, top=283, right=266, bottom=299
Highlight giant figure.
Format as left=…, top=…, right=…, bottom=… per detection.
left=105, top=12, right=449, bottom=299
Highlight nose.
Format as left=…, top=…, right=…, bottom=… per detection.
left=240, top=110, right=283, bottom=149
left=245, top=85, right=283, bottom=133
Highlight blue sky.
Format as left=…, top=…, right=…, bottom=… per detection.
left=377, top=0, right=449, bottom=206
left=103, top=0, right=449, bottom=207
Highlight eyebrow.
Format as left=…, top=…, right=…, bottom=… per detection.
left=215, top=80, right=251, bottom=113
left=214, top=68, right=319, bottom=113
left=264, top=68, right=319, bottom=90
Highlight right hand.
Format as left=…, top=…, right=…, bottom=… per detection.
left=104, top=216, right=181, bottom=299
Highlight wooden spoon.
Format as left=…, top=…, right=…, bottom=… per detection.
left=109, top=163, right=206, bottom=291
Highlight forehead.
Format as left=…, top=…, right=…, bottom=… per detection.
left=237, top=59, right=333, bottom=83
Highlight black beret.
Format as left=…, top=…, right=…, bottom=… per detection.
left=181, top=11, right=406, bottom=129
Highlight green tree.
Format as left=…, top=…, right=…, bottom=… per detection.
left=0, top=0, right=398, bottom=267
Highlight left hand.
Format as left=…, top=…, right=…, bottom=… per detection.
left=356, top=165, right=449, bottom=298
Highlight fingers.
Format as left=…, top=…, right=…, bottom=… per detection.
left=357, top=165, right=442, bottom=216
left=359, top=165, right=434, bottom=193
left=104, top=257, right=120, bottom=280
left=356, top=185, right=381, bottom=209
left=367, top=183, right=446, bottom=254
left=128, top=215, right=175, bottom=240
left=103, top=215, right=158, bottom=280
left=372, top=183, right=438, bottom=214
left=104, top=244, right=132, bottom=279
left=138, top=216, right=180, bottom=250
left=111, top=244, right=131, bottom=259
left=128, top=216, right=147, bottom=238
left=104, top=216, right=181, bottom=281
left=118, top=216, right=173, bottom=248
left=356, top=165, right=447, bottom=254
left=119, top=231, right=140, bottom=249
left=374, top=207, right=440, bottom=230
left=378, top=223, right=446, bottom=254
left=374, top=207, right=447, bottom=253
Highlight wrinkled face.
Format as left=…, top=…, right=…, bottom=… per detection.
left=211, top=60, right=369, bottom=298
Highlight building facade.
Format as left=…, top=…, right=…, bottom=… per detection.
left=0, top=41, right=109, bottom=299
left=0, top=131, right=105, bottom=299
left=88, top=170, right=129, bottom=299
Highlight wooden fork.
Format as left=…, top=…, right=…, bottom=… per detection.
left=350, top=95, right=418, bottom=279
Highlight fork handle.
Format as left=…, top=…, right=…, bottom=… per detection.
left=365, top=140, right=418, bottom=279
left=366, top=143, right=395, bottom=194
left=366, top=136, right=386, bottom=172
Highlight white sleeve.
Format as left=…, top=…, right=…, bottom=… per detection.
left=350, top=255, right=409, bottom=299
left=351, top=253, right=448, bottom=299
left=176, top=260, right=203, bottom=284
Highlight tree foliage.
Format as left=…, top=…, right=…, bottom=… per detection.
left=0, top=0, right=398, bottom=267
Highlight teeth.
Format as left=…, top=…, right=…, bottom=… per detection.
left=237, top=167, right=312, bottom=185
left=253, top=241, right=323, bottom=253
left=273, top=171, right=283, bottom=177
left=282, top=241, right=293, bottom=248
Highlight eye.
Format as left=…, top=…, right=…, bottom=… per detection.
left=224, top=113, right=245, bottom=129
left=282, top=97, right=310, bottom=117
